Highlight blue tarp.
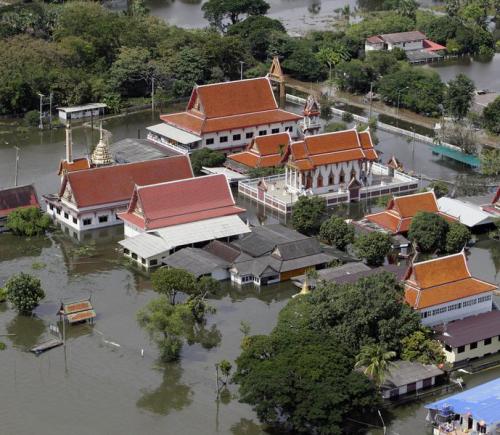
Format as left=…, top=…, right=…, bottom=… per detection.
left=425, top=378, right=500, bottom=425
left=431, top=145, right=481, bottom=168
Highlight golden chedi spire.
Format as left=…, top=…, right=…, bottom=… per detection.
left=91, top=123, right=113, bottom=167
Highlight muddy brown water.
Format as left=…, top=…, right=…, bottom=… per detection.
left=0, top=109, right=498, bottom=435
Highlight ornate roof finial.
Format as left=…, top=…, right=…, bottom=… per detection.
left=91, top=122, right=113, bottom=167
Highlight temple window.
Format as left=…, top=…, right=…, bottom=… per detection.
left=272, top=128, right=280, bottom=134
left=220, top=136, right=228, bottom=143
left=339, top=169, right=345, bottom=184
left=233, top=134, right=241, bottom=141
left=246, top=132, right=253, bottom=139
left=317, top=174, right=323, bottom=188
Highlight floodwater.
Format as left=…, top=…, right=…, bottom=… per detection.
left=423, top=53, right=500, bottom=92
left=0, top=109, right=498, bottom=435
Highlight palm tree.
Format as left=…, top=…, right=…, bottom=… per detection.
left=355, top=344, right=396, bottom=387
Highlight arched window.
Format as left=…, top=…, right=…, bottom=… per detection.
left=328, top=172, right=334, bottom=186
left=339, top=169, right=345, bottom=184
left=317, top=174, right=323, bottom=188
left=306, top=173, right=313, bottom=189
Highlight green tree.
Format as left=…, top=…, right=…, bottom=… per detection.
left=401, top=330, right=445, bottom=365
left=429, top=180, right=449, bottom=198
left=151, top=268, right=197, bottom=305
left=355, top=344, right=396, bottom=387
left=202, top=0, right=270, bottom=31
left=354, top=232, right=392, bottom=266
left=234, top=330, right=381, bottom=434
left=408, top=212, right=449, bottom=253
left=137, top=294, right=219, bottom=362
left=324, top=121, right=348, bottom=132
left=445, top=221, right=471, bottom=253
left=291, top=196, right=326, bottom=235
left=5, top=272, right=45, bottom=314
left=444, top=73, right=475, bottom=120
left=108, top=46, right=151, bottom=98
left=482, top=96, right=500, bottom=135
left=6, top=207, right=51, bottom=237
left=397, top=0, right=419, bottom=21
left=335, top=59, right=373, bottom=94
left=319, top=215, right=355, bottom=250
left=190, top=148, right=226, bottom=175
left=480, top=148, right=500, bottom=176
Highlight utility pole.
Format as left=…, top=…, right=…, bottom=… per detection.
left=49, top=92, right=53, bottom=128
left=368, top=82, right=374, bottom=120
left=38, top=93, right=44, bottom=130
left=13, top=146, right=20, bottom=187
left=151, top=76, right=155, bottom=113
left=239, top=61, right=244, bottom=80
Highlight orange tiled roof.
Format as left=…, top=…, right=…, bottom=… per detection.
left=404, top=252, right=497, bottom=309
left=227, top=132, right=291, bottom=169
left=365, top=191, right=453, bottom=234
left=286, top=129, right=378, bottom=172
left=159, top=78, right=302, bottom=136
left=58, top=158, right=91, bottom=176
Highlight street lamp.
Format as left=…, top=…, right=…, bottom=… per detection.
left=239, top=61, right=245, bottom=80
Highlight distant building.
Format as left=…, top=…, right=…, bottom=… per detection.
left=364, top=31, right=446, bottom=63
left=149, top=77, right=303, bottom=154
left=437, top=196, right=497, bottom=229
left=57, top=103, right=107, bottom=122
left=433, top=311, right=500, bottom=366
left=118, top=174, right=250, bottom=268
left=380, top=360, right=444, bottom=400
left=363, top=191, right=455, bottom=234
left=404, top=252, right=497, bottom=326
left=0, top=184, right=40, bottom=232
left=44, top=156, right=194, bottom=232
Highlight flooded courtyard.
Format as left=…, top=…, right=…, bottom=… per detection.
left=0, top=109, right=498, bottom=434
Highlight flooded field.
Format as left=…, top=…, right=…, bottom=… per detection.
left=0, top=109, right=498, bottom=435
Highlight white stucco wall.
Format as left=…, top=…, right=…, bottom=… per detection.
left=47, top=202, right=126, bottom=231
left=419, top=293, right=493, bottom=326
left=443, top=336, right=500, bottom=364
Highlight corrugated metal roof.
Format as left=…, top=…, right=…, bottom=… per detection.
left=57, top=103, right=107, bottom=113
left=119, top=233, right=171, bottom=258
left=382, top=360, right=443, bottom=389
left=437, top=197, right=495, bottom=227
left=431, top=145, right=480, bottom=167
left=155, top=215, right=250, bottom=250
left=146, top=123, right=201, bottom=144
left=112, top=138, right=176, bottom=163
left=163, top=247, right=229, bottom=277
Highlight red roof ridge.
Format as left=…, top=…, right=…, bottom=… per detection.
left=196, top=76, right=270, bottom=89
left=412, top=251, right=466, bottom=268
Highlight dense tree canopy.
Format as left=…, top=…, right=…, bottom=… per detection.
left=354, top=232, right=392, bottom=266
left=202, top=0, right=270, bottom=31
left=444, top=73, right=475, bottom=120
left=445, top=221, right=471, bottom=253
left=291, top=196, right=326, bottom=236
left=408, top=212, right=449, bottom=253
left=319, top=215, right=355, bottom=250
left=482, top=97, right=500, bottom=135
left=189, top=148, right=226, bottom=175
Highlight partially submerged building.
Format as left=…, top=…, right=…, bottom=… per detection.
left=380, top=360, right=444, bottom=400
left=148, top=77, right=302, bottom=154
left=426, top=378, right=500, bottom=434
left=433, top=310, right=500, bottom=366
left=238, top=129, right=418, bottom=213
left=362, top=191, right=454, bottom=234
left=0, top=184, right=40, bottom=232
left=364, top=31, right=446, bottom=63
left=437, top=196, right=497, bottom=229
left=45, top=156, right=194, bottom=231
left=118, top=174, right=250, bottom=268
left=404, top=252, right=497, bottom=326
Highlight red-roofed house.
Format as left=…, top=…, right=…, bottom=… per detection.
left=364, top=191, right=455, bottom=234
left=44, top=156, right=194, bottom=231
left=118, top=174, right=250, bottom=268
left=0, top=184, right=40, bottom=232
left=147, top=77, right=303, bottom=154
left=404, top=252, right=497, bottom=326
left=283, top=128, right=378, bottom=198
left=226, top=132, right=291, bottom=173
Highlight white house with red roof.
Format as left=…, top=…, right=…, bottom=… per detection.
left=44, top=155, right=194, bottom=231
left=146, top=77, right=302, bottom=155
left=118, top=174, right=250, bottom=268
left=404, top=252, right=497, bottom=326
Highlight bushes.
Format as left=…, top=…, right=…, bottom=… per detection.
left=6, top=207, right=51, bottom=237
left=5, top=272, right=45, bottom=314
